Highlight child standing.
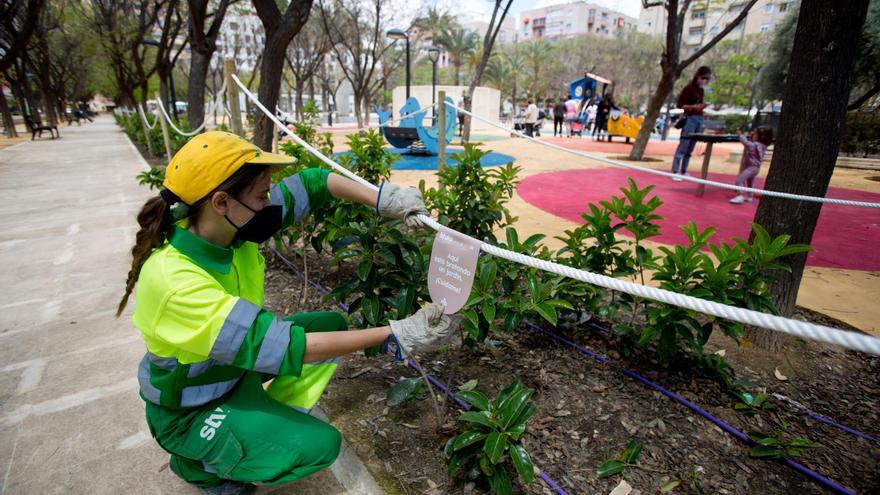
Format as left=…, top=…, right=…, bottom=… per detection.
left=729, top=126, right=774, bottom=204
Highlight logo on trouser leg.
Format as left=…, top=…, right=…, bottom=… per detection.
left=199, top=407, right=226, bottom=441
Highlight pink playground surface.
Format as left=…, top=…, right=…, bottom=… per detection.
left=542, top=136, right=733, bottom=158
left=518, top=168, right=880, bottom=271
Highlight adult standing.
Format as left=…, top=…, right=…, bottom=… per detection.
left=593, top=94, right=612, bottom=141
left=552, top=97, right=566, bottom=137
left=524, top=99, right=539, bottom=137
left=671, top=66, right=712, bottom=180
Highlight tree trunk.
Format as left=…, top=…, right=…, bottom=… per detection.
left=747, top=0, right=870, bottom=351
left=295, top=77, right=304, bottom=120
left=353, top=89, right=363, bottom=128
left=0, top=87, right=18, bottom=137
left=628, top=69, right=677, bottom=160
left=363, top=93, right=371, bottom=127
left=454, top=63, right=460, bottom=87
left=187, top=47, right=212, bottom=130
left=254, top=45, right=286, bottom=150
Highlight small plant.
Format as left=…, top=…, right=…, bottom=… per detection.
left=596, top=440, right=644, bottom=479
left=386, top=378, right=426, bottom=406
left=747, top=431, right=823, bottom=459
left=136, top=167, right=166, bottom=190
left=445, top=379, right=537, bottom=495
left=734, top=391, right=774, bottom=415
left=421, top=143, right=520, bottom=243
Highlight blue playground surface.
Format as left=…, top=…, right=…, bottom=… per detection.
left=334, top=147, right=516, bottom=170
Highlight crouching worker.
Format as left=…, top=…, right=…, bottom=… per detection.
left=117, top=131, right=458, bottom=494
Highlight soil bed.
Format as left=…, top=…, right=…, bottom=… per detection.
left=264, top=251, right=880, bottom=495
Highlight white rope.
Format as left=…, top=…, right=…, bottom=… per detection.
left=155, top=95, right=207, bottom=137
left=230, top=73, right=880, bottom=357
left=138, top=103, right=158, bottom=130
left=450, top=104, right=880, bottom=209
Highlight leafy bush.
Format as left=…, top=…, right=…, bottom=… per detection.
left=445, top=379, right=536, bottom=494
left=460, top=229, right=572, bottom=345
left=722, top=114, right=751, bottom=133
left=136, top=167, right=165, bottom=190
left=840, top=111, right=880, bottom=157
left=421, top=144, right=521, bottom=243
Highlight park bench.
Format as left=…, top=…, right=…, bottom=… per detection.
left=24, top=115, right=59, bottom=140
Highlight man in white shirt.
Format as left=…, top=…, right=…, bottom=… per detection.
left=524, top=99, right=539, bottom=137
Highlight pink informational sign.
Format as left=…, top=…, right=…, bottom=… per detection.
left=427, top=225, right=482, bottom=314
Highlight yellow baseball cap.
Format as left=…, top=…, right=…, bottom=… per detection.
left=163, top=131, right=295, bottom=205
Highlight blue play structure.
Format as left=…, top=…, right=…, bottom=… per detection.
left=377, top=96, right=456, bottom=155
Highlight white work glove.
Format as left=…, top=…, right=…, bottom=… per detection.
left=387, top=303, right=461, bottom=359
left=376, top=182, right=429, bottom=228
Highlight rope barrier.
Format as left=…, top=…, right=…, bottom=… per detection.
left=231, top=74, right=880, bottom=357
left=137, top=103, right=157, bottom=130
left=273, top=247, right=858, bottom=495
left=449, top=104, right=880, bottom=209
left=154, top=81, right=227, bottom=137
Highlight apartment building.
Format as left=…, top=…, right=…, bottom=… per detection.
left=518, top=1, right=638, bottom=41
left=638, top=0, right=800, bottom=54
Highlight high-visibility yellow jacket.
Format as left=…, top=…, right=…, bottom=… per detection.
left=133, top=168, right=332, bottom=409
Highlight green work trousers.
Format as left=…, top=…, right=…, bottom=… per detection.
left=144, top=311, right=347, bottom=488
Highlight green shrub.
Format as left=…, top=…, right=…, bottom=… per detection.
left=840, top=111, right=880, bottom=157
left=444, top=379, right=537, bottom=494
left=421, top=144, right=521, bottom=243
left=721, top=114, right=751, bottom=133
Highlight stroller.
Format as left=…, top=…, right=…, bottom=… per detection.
left=569, top=120, right=584, bottom=137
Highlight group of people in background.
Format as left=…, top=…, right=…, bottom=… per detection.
left=515, top=93, right=621, bottom=140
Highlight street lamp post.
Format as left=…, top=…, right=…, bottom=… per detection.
left=428, top=47, right=440, bottom=125
left=386, top=28, right=410, bottom=99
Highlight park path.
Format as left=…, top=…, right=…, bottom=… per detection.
left=0, top=117, right=350, bottom=494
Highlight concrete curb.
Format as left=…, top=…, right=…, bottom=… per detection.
left=311, top=405, right=386, bottom=495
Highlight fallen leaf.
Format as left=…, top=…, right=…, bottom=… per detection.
left=774, top=368, right=788, bottom=381
left=554, top=410, right=572, bottom=417
left=714, top=349, right=726, bottom=357
left=609, top=479, right=633, bottom=495
left=592, top=385, right=609, bottom=393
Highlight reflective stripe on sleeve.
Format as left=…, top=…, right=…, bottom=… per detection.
left=180, top=377, right=242, bottom=407
left=283, top=174, right=311, bottom=222
left=138, top=355, right=162, bottom=405
left=210, top=298, right=261, bottom=363
left=252, top=317, right=292, bottom=375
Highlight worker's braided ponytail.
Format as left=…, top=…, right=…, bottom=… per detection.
left=116, top=195, right=173, bottom=317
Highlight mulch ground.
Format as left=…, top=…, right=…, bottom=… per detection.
left=263, top=250, right=880, bottom=495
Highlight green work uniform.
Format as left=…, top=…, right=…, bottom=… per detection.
left=132, top=168, right=346, bottom=488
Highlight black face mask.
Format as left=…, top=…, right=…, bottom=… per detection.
left=225, top=199, right=282, bottom=244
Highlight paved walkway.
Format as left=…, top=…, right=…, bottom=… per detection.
left=0, top=117, right=349, bottom=494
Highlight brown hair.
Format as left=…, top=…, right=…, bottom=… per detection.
left=116, top=164, right=270, bottom=317
left=692, top=65, right=712, bottom=84
left=754, top=126, right=774, bottom=146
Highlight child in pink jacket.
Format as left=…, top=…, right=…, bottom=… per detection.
left=730, top=126, right=774, bottom=204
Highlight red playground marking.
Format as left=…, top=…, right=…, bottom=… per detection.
left=518, top=168, right=880, bottom=271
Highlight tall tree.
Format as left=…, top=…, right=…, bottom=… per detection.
left=87, top=0, right=165, bottom=107
left=626, top=0, right=759, bottom=161
left=461, top=0, right=514, bottom=142
left=153, top=0, right=188, bottom=118
left=318, top=0, right=396, bottom=128
left=285, top=5, right=330, bottom=119
left=760, top=0, right=880, bottom=111
left=749, top=0, right=870, bottom=351
left=186, top=0, right=232, bottom=129
left=0, top=0, right=48, bottom=136
left=436, top=27, right=478, bottom=86
left=521, top=39, right=553, bottom=99
left=251, top=0, right=313, bottom=150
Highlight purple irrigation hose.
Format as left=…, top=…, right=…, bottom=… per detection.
left=272, top=249, right=571, bottom=495
left=582, top=319, right=880, bottom=447
left=525, top=321, right=857, bottom=495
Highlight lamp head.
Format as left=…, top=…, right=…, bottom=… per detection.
left=386, top=28, right=407, bottom=40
